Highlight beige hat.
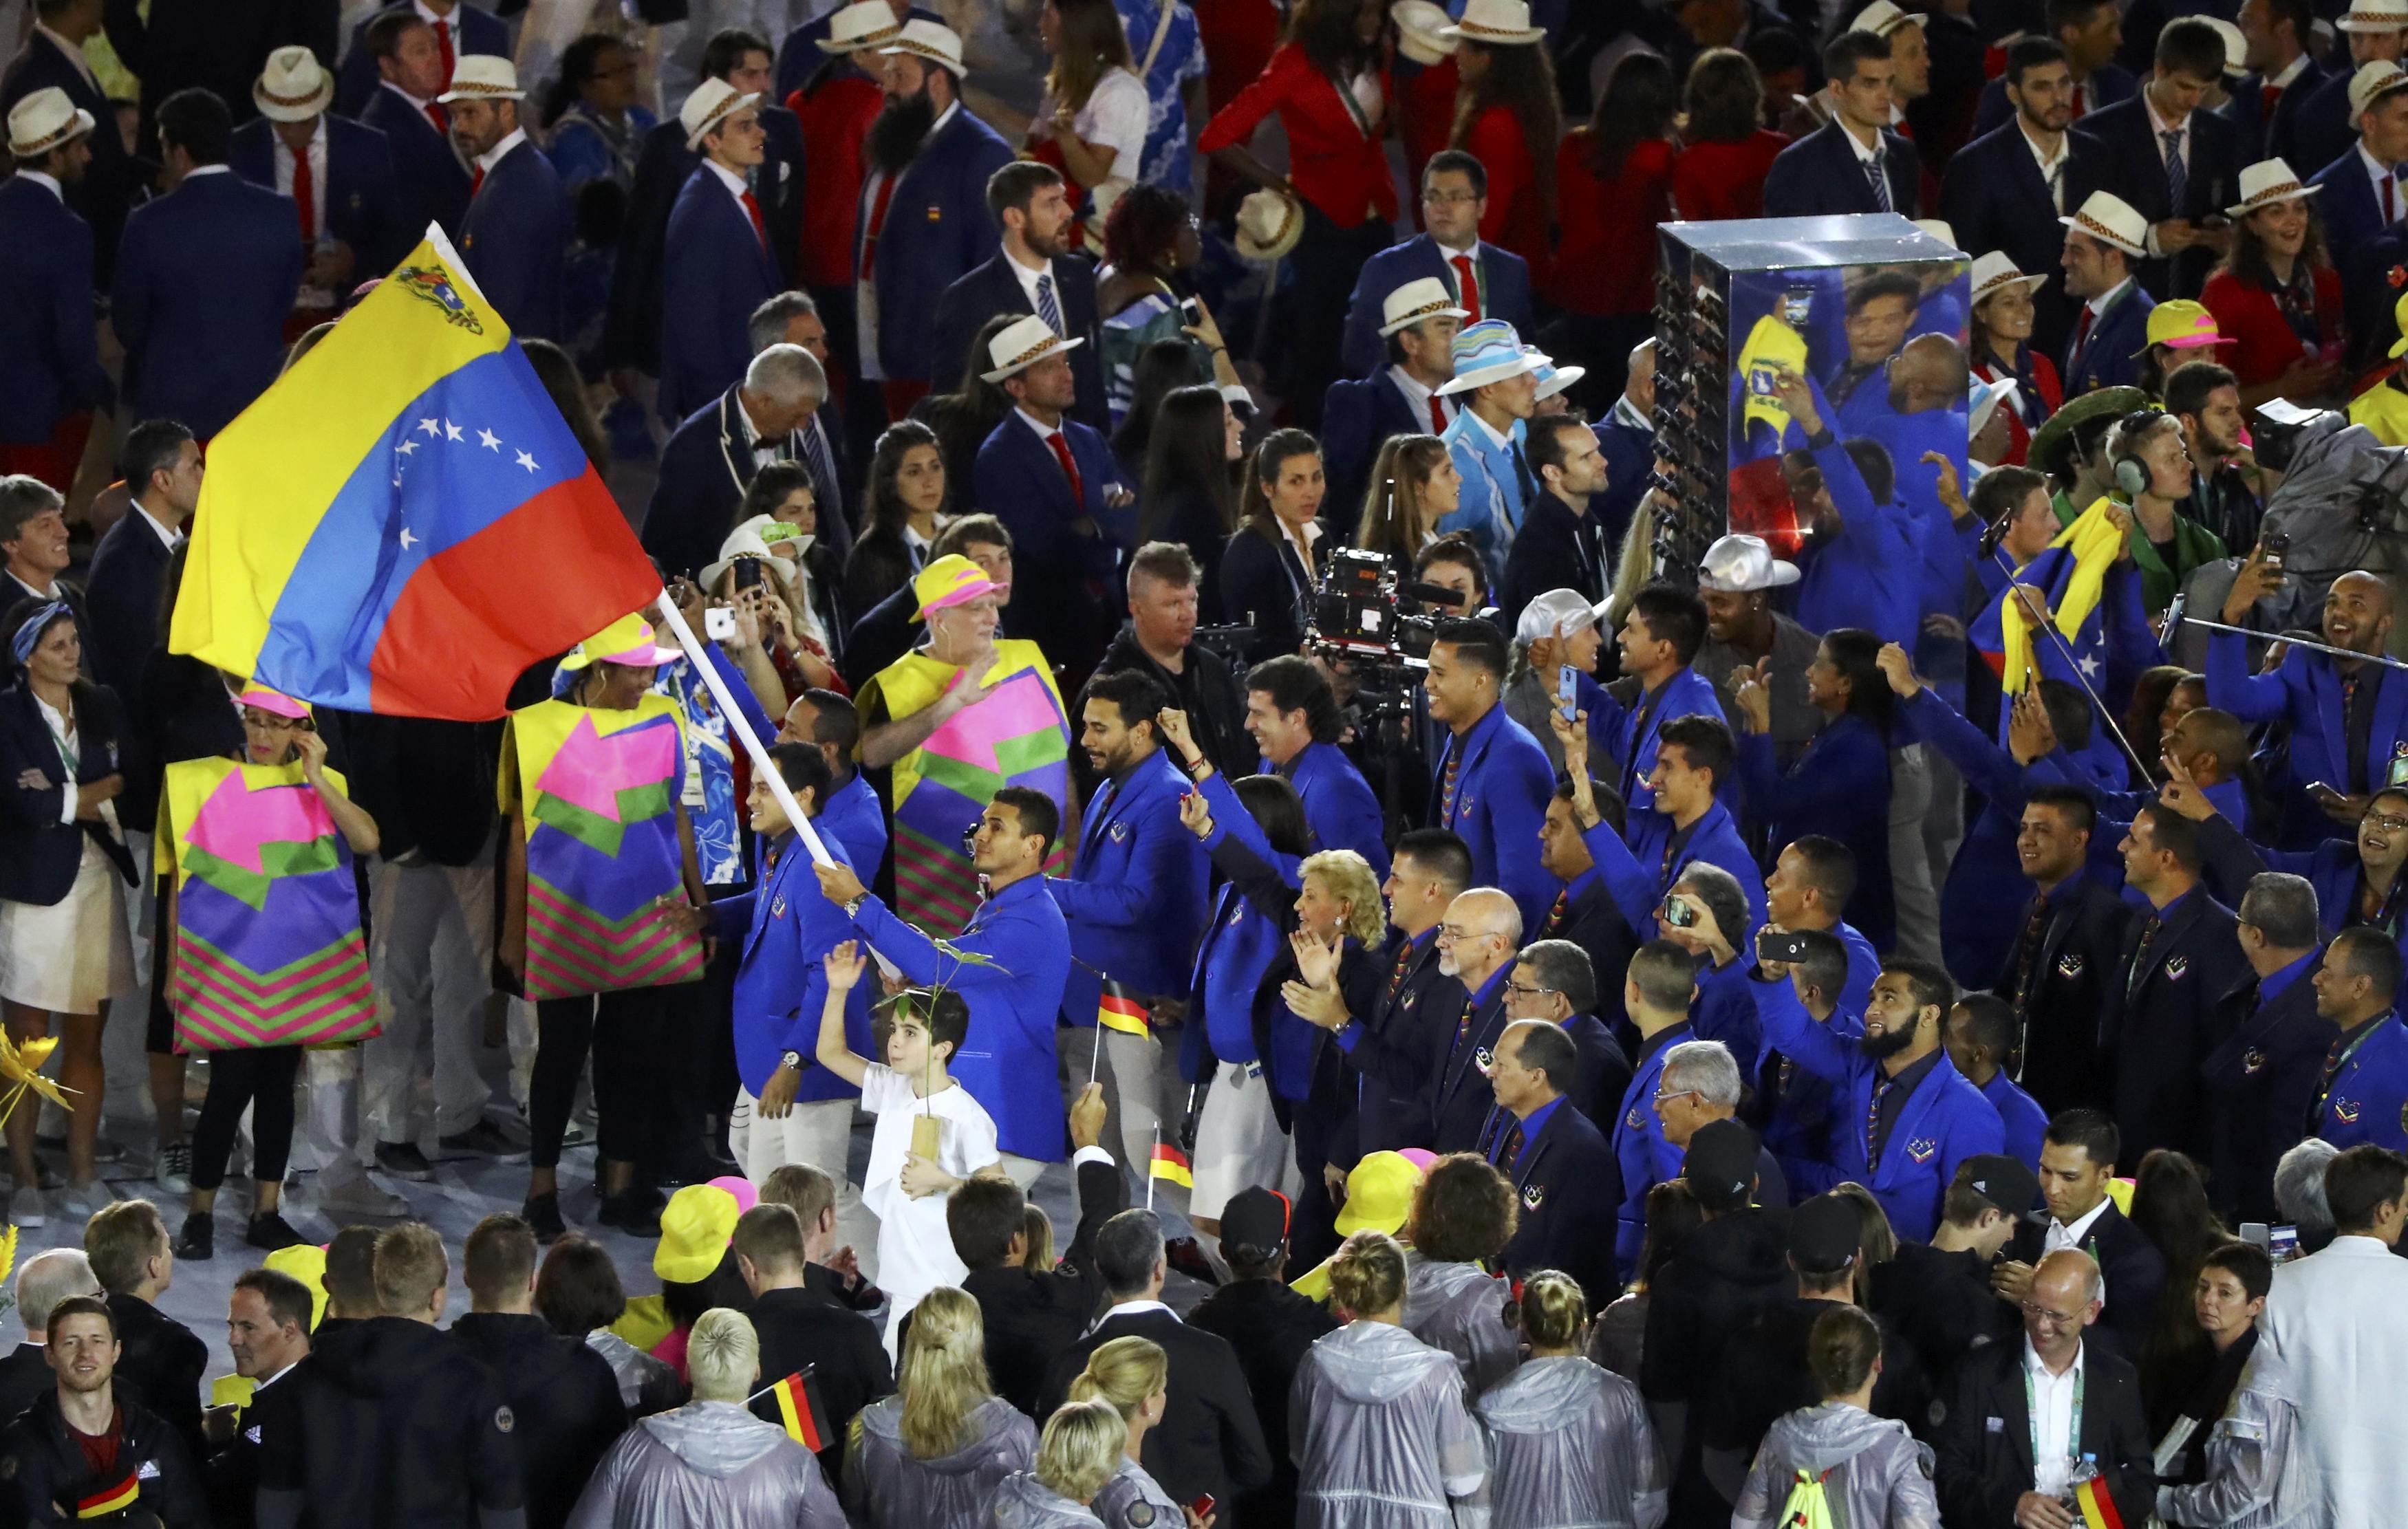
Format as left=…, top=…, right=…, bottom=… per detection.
left=1912, top=217, right=1957, bottom=248
left=2349, top=58, right=2408, bottom=117
left=1378, top=276, right=1470, bottom=336
left=1851, top=0, right=1928, bottom=33
left=1440, top=0, right=1546, bottom=45
left=2058, top=189, right=2149, bottom=257
left=6, top=87, right=93, bottom=159
left=1393, top=0, right=1458, bottom=65
left=881, top=19, right=965, bottom=76
left=1969, top=250, right=2048, bottom=305
left=436, top=54, right=523, bottom=103
left=980, top=312, right=1086, bottom=383
left=820, top=0, right=905, bottom=53
left=1234, top=188, right=1306, bottom=263
left=680, top=78, right=758, bottom=149
left=2339, top=0, right=2408, bottom=33
left=253, top=45, right=332, bottom=122
left=2226, top=157, right=2320, bottom=217
left=2202, top=17, right=2247, bottom=77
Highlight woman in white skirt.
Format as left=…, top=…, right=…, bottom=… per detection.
left=0, top=600, right=137, bottom=1226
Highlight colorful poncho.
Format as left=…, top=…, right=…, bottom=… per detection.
left=502, top=695, right=706, bottom=1001
left=859, top=640, right=1072, bottom=931
left=156, top=757, right=376, bottom=1054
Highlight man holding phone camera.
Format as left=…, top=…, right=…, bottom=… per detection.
left=2211, top=563, right=2402, bottom=841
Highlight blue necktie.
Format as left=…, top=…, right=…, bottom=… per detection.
left=1866, top=147, right=1892, bottom=213
left=1035, top=272, right=1064, bottom=337
left=2162, top=129, right=2187, bottom=213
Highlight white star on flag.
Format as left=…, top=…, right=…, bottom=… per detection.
left=477, top=428, right=502, bottom=451
left=515, top=449, right=539, bottom=473
left=444, top=420, right=464, bottom=442
left=2079, top=655, right=2101, bottom=678
left=417, top=419, right=439, bottom=437
left=396, top=440, right=418, bottom=457
left=399, top=528, right=418, bottom=549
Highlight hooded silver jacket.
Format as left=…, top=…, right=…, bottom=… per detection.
left=1474, top=1356, right=1666, bottom=1529
left=969, top=1471, right=1108, bottom=1529
left=1403, top=1253, right=1520, bottom=1399
left=2157, top=1345, right=2318, bottom=1529
left=1291, top=1320, right=1490, bottom=1529
left=1730, top=1402, right=1939, bottom=1529
left=563, top=1399, right=844, bottom=1529
left=845, top=1393, right=1038, bottom=1529
left=1092, top=1453, right=1186, bottom=1529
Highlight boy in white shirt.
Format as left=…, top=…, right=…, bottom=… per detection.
left=817, top=940, right=1003, bottom=1353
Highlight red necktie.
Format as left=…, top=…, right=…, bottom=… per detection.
left=424, top=100, right=449, bottom=135
left=2385, top=173, right=2398, bottom=225
left=2262, top=83, right=2281, bottom=119
left=860, top=173, right=899, bottom=274
left=741, top=188, right=768, bottom=250
left=2070, top=81, right=2088, bottom=120
left=291, top=143, right=314, bottom=245
left=2071, top=305, right=2095, bottom=360
left=434, top=17, right=455, bottom=85
left=469, top=161, right=485, bottom=198
left=1450, top=253, right=1481, bottom=323
left=1046, top=431, right=1084, bottom=501
left=1428, top=394, right=1445, bottom=432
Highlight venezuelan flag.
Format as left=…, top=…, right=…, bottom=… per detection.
left=768, top=1369, right=828, bottom=1451
left=1970, top=496, right=2126, bottom=696
left=1150, top=1142, right=1194, bottom=1187
left=1096, top=979, right=1151, bottom=1037
left=170, top=228, right=659, bottom=721
left=76, top=1475, right=139, bottom=1519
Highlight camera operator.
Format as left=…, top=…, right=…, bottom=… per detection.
left=1091, top=543, right=1251, bottom=777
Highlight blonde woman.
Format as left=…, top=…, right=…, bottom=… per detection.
left=1476, top=1270, right=1666, bottom=1529
left=1066, top=1336, right=1188, bottom=1527
left=980, top=1399, right=1126, bottom=1527
left=1290, top=1230, right=1487, bottom=1528
left=845, top=1288, right=1037, bottom=1528
left=1352, top=433, right=1461, bottom=578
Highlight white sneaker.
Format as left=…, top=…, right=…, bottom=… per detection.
left=314, top=1173, right=409, bottom=1219
left=58, top=1181, right=111, bottom=1220
left=154, top=1142, right=192, bottom=1195
left=8, top=1186, right=43, bottom=1229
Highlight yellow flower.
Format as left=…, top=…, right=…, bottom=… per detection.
left=0, top=1225, right=18, bottom=1290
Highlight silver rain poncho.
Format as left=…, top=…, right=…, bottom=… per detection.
left=563, top=1399, right=844, bottom=1529
left=1291, top=1320, right=1490, bottom=1529
left=1730, top=1402, right=1939, bottom=1529
left=1474, top=1355, right=1667, bottom=1529
left=969, top=1471, right=1108, bottom=1529
left=845, top=1394, right=1038, bottom=1529
left=2157, top=1345, right=2319, bottom=1529
left=1403, top=1252, right=1521, bottom=1398
left=1092, top=1453, right=1187, bottom=1529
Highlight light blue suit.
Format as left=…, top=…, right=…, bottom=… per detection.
left=1438, top=409, right=1529, bottom=578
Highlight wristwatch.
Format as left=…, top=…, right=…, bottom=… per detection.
left=843, top=893, right=869, bottom=918
left=780, top=1050, right=804, bottom=1072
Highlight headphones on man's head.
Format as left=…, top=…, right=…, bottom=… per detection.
left=2109, top=408, right=2169, bottom=501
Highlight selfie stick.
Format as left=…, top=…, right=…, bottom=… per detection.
left=1985, top=544, right=2156, bottom=781
left=2163, top=611, right=2408, bottom=673
left=654, top=592, right=834, bottom=868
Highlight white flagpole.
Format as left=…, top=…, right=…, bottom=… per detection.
left=653, top=592, right=832, bottom=868
left=1147, top=1123, right=1159, bottom=1209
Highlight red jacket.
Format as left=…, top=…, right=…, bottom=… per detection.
left=786, top=69, right=884, bottom=288
left=2200, top=267, right=2343, bottom=391
left=1548, top=131, right=1673, bottom=317
left=1671, top=130, right=1788, bottom=221
left=1201, top=43, right=1398, bottom=228
left=1398, top=55, right=1459, bottom=216
left=1461, top=102, right=1548, bottom=279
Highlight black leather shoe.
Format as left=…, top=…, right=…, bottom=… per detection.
left=174, top=1213, right=215, bottom=1261
left=524, top=1192, right=567, bottom=1242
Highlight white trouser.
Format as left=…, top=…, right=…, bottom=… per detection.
left=292, top=1046, right=374, bottom=1190
left=364, top=857, right=496, bottom=1145
left=729, top=1090, right=877, bottom=1279
left=1190, top=1059, right=1296, bottom=1224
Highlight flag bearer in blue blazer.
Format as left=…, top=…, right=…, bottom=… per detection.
left=1242, top=655, right=1388, bottom=878
left=1580, top=583, right=1730, bottom=818
left=2057, top=190, right=2159, bottom=395
left=1051, top=670, right=1210, bottom=1165
left=2310, top=926, right=2408, bottom=1154
left=443, top=56, right=569, bottom=343
left=1421, top=618, right=1558, bottom=935
left=1749, top=951, right=2006, bottom=1241
left=660, top=80, right=785, bottom=424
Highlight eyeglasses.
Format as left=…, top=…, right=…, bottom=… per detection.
left=1421, top=189, right=1479, bottom=207
left=2364, top=813, right=2408, bottom=832
left=1436, top=922, right=1494, bottom=942
left=2020, top=1300, right=2085, bottom=1327
left=1652, top=1086, right=1699, bottom=1106
left=1503, top=980, right=1555, bottom=1000
left=239, top=712, right=312, bottom=734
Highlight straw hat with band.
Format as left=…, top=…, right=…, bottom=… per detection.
left=436, top=54, right=524, bottom=103
left=1393, top=0, right=1459, bottom=64
left=253, top=45, right=333, bottom=122
left=979, top=314, right=1088, bottom=384
left=2203, top=17, right=2247, bottom=78
left=6, top=88, right=94, bottom=159
left=680, top=78, right=758, bottom=150
left=1439, top=0, right=1546, bottom=45
left=2224, top=158, right=2319, bottom=218
left=880, top=19, right=966, bottom=76
left=2058, top=190, right=2149, bottom=258
left=1378, top=276, right=1469, bottom=336
left=912, top=554, right=1000, bottom=620
left=560, top=611, right=682, bottom=671
left=820, top=0, right=907, bottom=52
left=1969, top=250, right=2050, bottom=307
left=1233, top=188, right=1306, bottom=263
left=2347, top=58, right=2408, bottom=117
left=2339, top=0, right=2408, bottom=34
left=1851, top=0, right=1928, bottom=34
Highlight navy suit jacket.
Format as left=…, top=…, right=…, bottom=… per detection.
left=928, top=254, right=1108, bottom=429
left=2271, top=67, right=2362, bottom=191
left=1761, top=120, right=1922, bottom=219
left=83, top=508, right=177, bottom=831
left=1492, top=1098, right=1621, bottom=1308
left=2071, top=96, right=2241, bottom=299
left=0, top=682, right=137, bottom=906
left=610, top=109, right=807, bottom=378
left=2309, top=147, right=2393, bottom=275
left=2061, top=280, right=2156, bottom=397
left=862, top=109, right=1016, bottom=382
left=660, top=168, right=784, bottom=423
left=112, top=169, right=304, bottom=439
left=1938, top=121, right=2098, bottom=362
left=0, top=179, right=111, bottom=444
left=2200, top=956, right=2327, bottom=1224
left=229, top=114, right=405, bottom=277
left=359, top=83, right=471, bottom=241
left=773, top=3, right=943, bottom=104
left=642, top=386, right=843, bottom=579
left=460, top=137, right=568, bottom=342
left=973, top=412, right=1126, bottom=667
left=1340, top=235, right=1533, bottom=380
left=1593, top=410, right=1652, bottom=552
left=334, top=1, right=508, bottom=116
left=1320, top=371, right=1424, bottom=536
left=1, top=30, right=146, bottom=287
left=1053, top=751, right=1211, bottom=1021
left=1972, top=64, right=2136, bottom=138
left=2221, top=59, right=2332, bottom=162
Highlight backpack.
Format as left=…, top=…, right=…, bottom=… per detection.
left=1776, top=1465, right=1841, bottom=1529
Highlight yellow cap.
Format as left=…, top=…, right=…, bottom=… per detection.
left=654, top=1184, right=743, bottom=1283
left=910, top=553, right=999, bottom=620
left=1332, top=1150, right=1426, bottom=1237
left=263, top=1242, right=330, bottom=1330
left=2137, top=299, right=2231, bottom=354
left=561, top=611, right=681, bottom=671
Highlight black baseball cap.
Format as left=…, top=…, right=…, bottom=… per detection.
left=1790, top=1193, right=1860, bottom=1273
left=1220, top=1186, right=1292, bottom=1255
left=1683, top=1118, right=1759, bottom=1206
left=1959, top=1154, right=2042, bottom=1218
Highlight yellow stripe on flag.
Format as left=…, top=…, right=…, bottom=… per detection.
left=2074, top=1477, right=2124, bottom=1529
left=2000, top=495, right=2126, bottom=695
left=1097, top=993, right=1150, bottom=1037
left=1150, top=1144, right=1193, bottom=1187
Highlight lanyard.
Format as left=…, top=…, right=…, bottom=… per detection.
left=2024, top=1358, right=2084, bottom=1482
left=36, top=697, right=77, bottom=779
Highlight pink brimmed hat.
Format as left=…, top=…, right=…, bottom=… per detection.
left=912, top=553, right=999, bottom=620
left=560, top=611, right=682, bottom=671
left=235, top=682, right=312, bottom=719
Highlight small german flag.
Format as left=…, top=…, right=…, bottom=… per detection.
left=2072, top=1477, right=2124, bottom=1529
left=1096, top=979, right=1150, bottom=1037
left=1150, top=1142, right=1194, bottom=1187
left=77, top=1474, right=140, bottom=1519
left=769, top=1368, right=831, bottom=1453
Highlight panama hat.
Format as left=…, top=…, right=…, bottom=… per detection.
left=980, top=312, right=1086, bottom=384
left=6, top=88, right=93, bottom=159
left=700, top=514, right=809, bottom=592
left=881, top=19, right=965, bottom=76
left=436, top=54, right=523, bottom=103
left=2058, top=190, right=2149, bottom=257
left=1440, top=0, right=1547, bottom=45
left=2200, top=17, right=2247, bottom=77
left=2226, top=158, right=2320, bottom=217
left=2339, top=0, right=2408, bottom=34
left=821, top=0, right=906, bottom=52
left=1851, top=0, right=1928, bottom=33
left=560, top=611, right=681, bottom=671
left=1378, top=276, right=1469, bottom=336
left=1434, top=318, right=1542, bottom=395
left=1970, top=250, right=2050, bottom=305
left=1232, top=188, right=1305, bottom=262
left=253, top=45, right=332, bottom=122
left=680, top=78, right=759, bottom=149
left=1393, top=0, right=1459, bottom=63
left=2348, top=59, right=2408, bottom=117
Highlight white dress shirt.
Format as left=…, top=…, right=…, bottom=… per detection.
left=1387, top=365, right=1452, bottom=431
left=473, top=125, right=528, bottom=180
left=1005, top=248, right=1062, bottom=336
left=2043, top=1197, right=2114, bottom=1304
left=2021, top=122, right=2072, bottom=213
left=130, top=500, right=185, bottom=552
left=272, top=116, right=331, bottom=242
left=2025, top=1338, right=2088, bottom=1499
